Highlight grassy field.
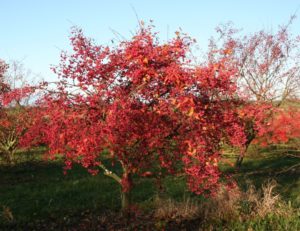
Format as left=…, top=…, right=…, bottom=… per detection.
left=0, top=147, right=299, bottom=230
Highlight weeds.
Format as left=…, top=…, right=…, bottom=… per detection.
left=153, top=180, right=298, bottom=229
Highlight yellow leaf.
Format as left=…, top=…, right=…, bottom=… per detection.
left=143, top=57, right=148, bottom=64
left=188, top=148, right=196, bottom=156
left=187, top=107, right=194, bottom=117
left=224, top=48, right=233, bottom=55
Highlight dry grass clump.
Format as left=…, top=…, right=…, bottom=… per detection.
left=153, top=195, right=200, bottom=222
left=200, top=186, right=242, bottom=222
left=1, top=206, right=14, bottom=222
left=153, top=180, right=294, bottom=224
left=243, top=180, right=293, bottom=218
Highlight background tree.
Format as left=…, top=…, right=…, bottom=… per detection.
left=0, top=59, right=10, bottom=101
left=0, top=59, right=35, bottom=164
left=209, top=18, right=300, bottom=167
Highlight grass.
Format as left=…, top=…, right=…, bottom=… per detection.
left=227, top=155, right=300, bottom=206
left=0, top=146, right=299, bottom=230
left=1, top=162, right=115, bottom=220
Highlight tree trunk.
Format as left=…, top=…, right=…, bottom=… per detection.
left=235, top=153, right=244, bottom=169
left=121, top=190, right=131, bottom=211
left=99, top=162, right=132, bottom=214
left=235, top=141, right=252, bottom=169
left=120, top=169, right=133, bottom=224
left=120, top=170, right=132, bottom=209
left=155, top=173, right=166, bottom=199
left=4, top=150, right=15, bottom=165
left=235, top=121, right=256, bottom=169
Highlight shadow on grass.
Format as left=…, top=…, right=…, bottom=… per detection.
left=0, top=158, right=186, bottom=227
left=0, top=161, right=119, bottom=224
left=0, top=150, right=299, bottom=228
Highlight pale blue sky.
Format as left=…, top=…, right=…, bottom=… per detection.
left=1, top=0, right=300, bottom=81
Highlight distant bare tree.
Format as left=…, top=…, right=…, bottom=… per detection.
left=4, top=59, right=41, bottom=106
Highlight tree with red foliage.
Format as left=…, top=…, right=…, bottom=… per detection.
left=209, top=18, right=300, bottom=168
left=258, top=106, right=300, bottom=145
left=32, top=24, right=242, bottom=210
left=0, top=59, right=35, bottom=164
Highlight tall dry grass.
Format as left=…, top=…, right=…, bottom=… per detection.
left=154, top=180, right=295, bottom=224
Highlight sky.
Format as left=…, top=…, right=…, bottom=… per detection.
left=1, top=0, right=300, bottom=81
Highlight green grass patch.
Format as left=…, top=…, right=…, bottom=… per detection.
left=0, top=146, right=299, bottom=229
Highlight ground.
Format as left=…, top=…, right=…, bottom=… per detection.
left=0, top=145, right=299, bottom=230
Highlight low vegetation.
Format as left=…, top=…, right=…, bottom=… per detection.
left=0, top=145, right=299, bottom=230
